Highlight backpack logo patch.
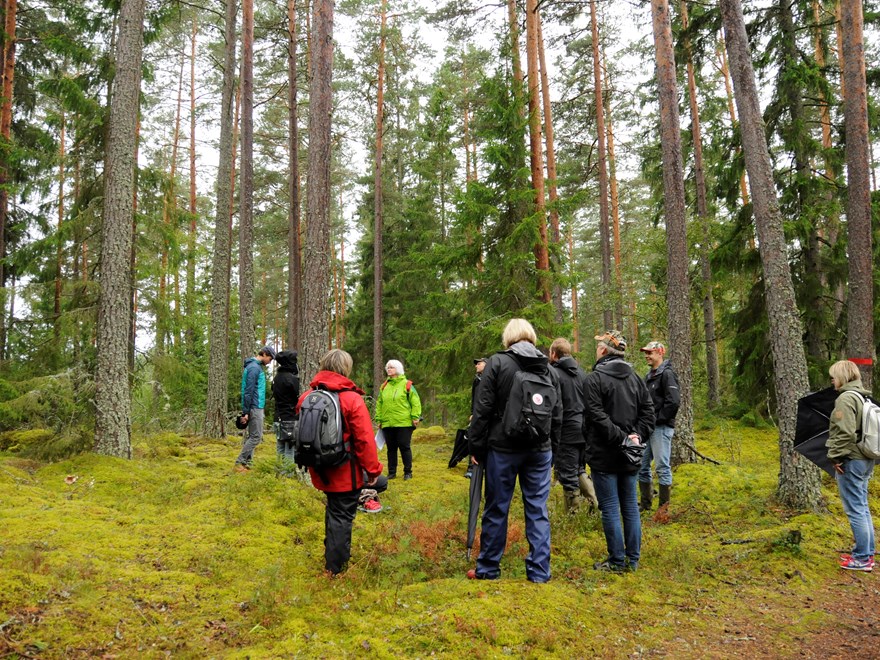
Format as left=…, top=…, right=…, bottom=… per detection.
left=501, top=366, right=557, bottom=445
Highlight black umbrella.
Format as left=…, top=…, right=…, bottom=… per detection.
left=466, top=461, right=484, bottom=561
left=794, top=387, right=839, bottom=476
left=448, top=429, right=469, bottom=469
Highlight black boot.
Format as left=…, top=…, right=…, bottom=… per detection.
left=658, top=484, right=671, bottom=508
left=639, top=480, right=653, bottom=512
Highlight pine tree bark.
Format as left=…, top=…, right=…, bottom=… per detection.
left=721, top=0, right=822, bottom=510
left=186, top=16, right=198, bottom=349
left=716, top=37, right=750, bottom=208
left=681, top=0, right=720, bottom=408
left=287, top=0, right=302, bottom=350
left=239, top=0, right=255, bottom=362
left=525, top=0, right=550, bottom=303
left=602, top=50, right=623, bottom=328
left=302, top=0, right=333, bottom=382
left=94, top=0, right=146, bottom=458
left=204, top=0, right=238, bottom=439
left=651, top=0, right=695, bottom=465
left=589, top=0, right=612, bottom=329
left=839, top=0, right=874, bottom=388
left=372, top=0, right=387, bottom=397
left=0, top=0, right=16, bottom=361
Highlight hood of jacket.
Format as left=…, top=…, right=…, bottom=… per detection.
left=593, top=354, right=634, bottom=380
left=308, top=370, right=365, bottom=395
left=553, top=355, right=581, bottom=378
left=275, top=350, right=299, bottom=372
left=504, top=341, right=548, bottom=372
left=647, top=359, right=671, bottom=379
left=243, top=356, right=260, bottom=368
left=385, top=374, right=408, bottom=385
left=839, top=380, right=872, bottom=397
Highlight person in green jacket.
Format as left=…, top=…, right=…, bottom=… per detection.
left=827, top=359, right=876, bottom=572
left=375, top=359, right=422, bottom=480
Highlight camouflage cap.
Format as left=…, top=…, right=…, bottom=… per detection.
left=594, top=330, right=627, bottom=351
left=640, top=341, right=666, bottom=353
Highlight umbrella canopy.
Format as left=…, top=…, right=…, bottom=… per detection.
left=448, top=429, right=469, bottom=468
left=794, top=387, right=839, bottom=476
left=466, top=462, right=484, bottom=560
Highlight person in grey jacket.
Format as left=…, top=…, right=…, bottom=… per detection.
left=638, top=341, right=680, bottom=511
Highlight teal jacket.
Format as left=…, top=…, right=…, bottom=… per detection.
left=376, top=375, right=422, bottom=428
left=241, top=357, right=266, bottom=412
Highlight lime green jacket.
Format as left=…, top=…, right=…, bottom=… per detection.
left=376, top=375, right=422, bottom=428
left=827, top=380, right=873, bottom=462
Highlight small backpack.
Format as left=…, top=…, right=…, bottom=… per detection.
left=294, top=387, right=350, bottom=470
left=501, top=357, right=558, bottom=445
left=847, top=391, right=880, bottom=460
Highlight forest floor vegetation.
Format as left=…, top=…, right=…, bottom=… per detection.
left=1, top=420, right=878, bottom=657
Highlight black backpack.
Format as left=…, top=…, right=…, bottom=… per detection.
left=501, top=357, right=557, bottom=445
left=294, top=387, right=349, bottom=470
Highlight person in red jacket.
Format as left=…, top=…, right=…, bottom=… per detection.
left=296, top=349, right=385, bottom=575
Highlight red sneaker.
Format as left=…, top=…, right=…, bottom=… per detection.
left=839, top=555, right=873, bottom=572
left=359, top=498, right=382, bottom=513
left=466, top=569, right=477, bottom=580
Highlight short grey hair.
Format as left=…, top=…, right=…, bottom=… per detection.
left=319, top=349, right=353, bottom=377
left=385, top=359, right=404, bottom=374
left=501, top=318, right=537, bottom=348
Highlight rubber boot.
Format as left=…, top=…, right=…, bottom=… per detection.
left=578, top=472, right=599, bottom=510
left=639, top=480, right=653, bottom=512
left=563, top=490, right=581, bottom=514
left=658, top=484, right=671, bottom=508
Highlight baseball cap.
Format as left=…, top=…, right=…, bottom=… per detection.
left=473, top=357, right=488, bottom=364
left=594, top=330, right=627, bottom=351
left=640, top=341, right=666, bottom=353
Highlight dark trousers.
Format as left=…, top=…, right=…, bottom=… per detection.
left=324, top=490, right=359, bottom=574
left=477, top=449, right=552, bottom=583
left=384, top=426, right=414, bottom=476
left=555, top=442, right=586, bottom=492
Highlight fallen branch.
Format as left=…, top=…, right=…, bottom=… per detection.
left=683, top=441, right=721, bottom=465
left=721, top=538, right=756, bottom=545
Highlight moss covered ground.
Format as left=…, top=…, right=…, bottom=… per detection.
left=0, top=421, right=877, bottom=658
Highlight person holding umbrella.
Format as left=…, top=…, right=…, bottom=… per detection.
left=827, top=360, right=876, bottom=572
left=466, top=318, right=562, bottom=582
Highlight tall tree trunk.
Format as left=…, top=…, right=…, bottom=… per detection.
left=0, top=0, right=16, bottom=361
left=372, top=0, right=387, bottom=397
left=507, top=0, right=524, bottom=116
left=186, top=16, right=198, bottom=349
left=602, top=50, right=623, bottom=328
left=94, top=0, right=146, bottom=458
left=302, top=0, right=333, bottom=382
left=525, top=0, right=550, bottom=303
left=840, top=0, right=874, bottom=388
left=569, top=223, right=579, bottom=352
left=339, top=234, right=346, bottom=346
left=721, top=0, right=822, bottom=510
left=287, top=0, right=302, bottom=350
left=716, top=36, right=750, bottom=208
left=128, top=119, right=140, bottom=374
left=204, top=0, right=238, bottom=439
left=651, top=0, right=695, bottom=465
left=682, top=0, right=720, bottom=408
left=589, top=0, right=612, bottom=329
left=239, top=0, right=255, bottom=362
left=55, top=109, right=65, bottom=345
left=536, top=9, right=563, bottom=319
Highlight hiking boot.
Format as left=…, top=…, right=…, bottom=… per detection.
left=593, top=559, right=626, bottom=573
left=464, top=468, right=473, bottom=479
left=233, top=464, right=250, bottom=474
left=358, top=498, right=383, bottom=513
left=639, top=480, right=653, bottom=512
left=658, top=484, right=671, bottom=508
left=387, top=473, right=397, bottom=480
left=404, top=473, right=412, bottom=481
left=839, top=555, right=873, bottom=572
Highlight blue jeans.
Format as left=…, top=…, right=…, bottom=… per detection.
left=477, top=449, right=552, bottom=582
left=592, top=470, right=641, bottom=569
left=639, top=425, right=673, bottom=486
left=835, top=458, right=876, bottom=561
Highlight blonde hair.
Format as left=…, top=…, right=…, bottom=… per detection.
left=550, top=337, right=572, bottom=358
left=319, top=349, right=353, bottom=377
left=829, top=360, right=861, bottom=386
left=502, top=318, right=537, bottom=348
left=385, top=359, right=404, bottom=375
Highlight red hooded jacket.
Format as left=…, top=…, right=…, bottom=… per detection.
left=295, top=371, right=383, bottom=493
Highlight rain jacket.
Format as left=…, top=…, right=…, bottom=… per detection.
left=550, top=355, right=588, bottom=446
left=468, top=341, right=563, bottom=461
left=272, top=351, right=300, bottom=422
left=644, top=359, right=680, bottom=428
left=583, top=355, right=655, bottom=474
left=296, top=371, right=383, bottom=493
left=376, top=375, right=422, bottom=428
left=240, top=357, right=266, bottom=412
left=827, top=380, right=874, bottom=462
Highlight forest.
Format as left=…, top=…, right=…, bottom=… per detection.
left=0, top=0, right=879, bottom=655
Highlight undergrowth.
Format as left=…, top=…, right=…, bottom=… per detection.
left=0, top=421, right=875, bottom=657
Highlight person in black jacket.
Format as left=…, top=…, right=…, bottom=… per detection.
left=272, top=350, right=300, bottom=462
left=549, top=337, right=596, bottom=513
left=584, top=331, right=655, bottom=572
left=467, top=319, right=562, bottom=583
left=638, top=341, right=680, bottom=511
